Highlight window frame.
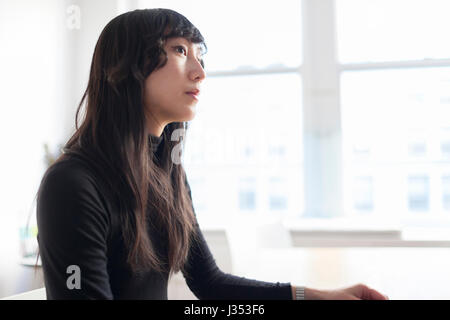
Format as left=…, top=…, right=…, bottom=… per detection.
left=134, top=0, right=450, bottom=245
left=299, top=0, right=450, bottom=245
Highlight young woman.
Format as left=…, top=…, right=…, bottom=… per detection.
left=35, top=8, right=388, bottom=300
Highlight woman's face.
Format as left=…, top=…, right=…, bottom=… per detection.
left=144, top=36, right=206, bottom=135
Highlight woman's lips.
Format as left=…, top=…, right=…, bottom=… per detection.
left=186, top=92, right=199, bottom=100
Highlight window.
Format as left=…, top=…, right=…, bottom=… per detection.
left=268, top=177, right=288, bottom=211
left=442, top=176, right=450, bottom=210
left=183, top=73, right=303, bottom=222
left=338, top=1, right=450, bottom=227
left=133, top=0, right=450, bottom=231
left=138, top=0, right=304, bottom=224
left=138, top=0, right=302, bottom=71
left=408, top=176, right=430, bottom=212
left=408, top=141, right=427, bottom=158
left=440, top=128, right=450, bottom=159
left=337, top=0, right=450, bottom=63
left=441, top=141, right=450, bottom=159
left=238, top=177, right=257, bottom=211
left=353, top=176, right=374, bottom=212
left=187, top=177, right=207, bottom=211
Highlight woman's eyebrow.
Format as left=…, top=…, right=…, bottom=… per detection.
left=172, top=39, right=204, bottom=55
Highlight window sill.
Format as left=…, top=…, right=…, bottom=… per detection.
left=289, top=235, right=450, bottom=247
left=200, top=216, right=450, bottom=248
left=285, top=217, right=450, bottom=247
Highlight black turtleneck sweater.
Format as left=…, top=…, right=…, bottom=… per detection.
left=36, top=134, right=293, bottom=300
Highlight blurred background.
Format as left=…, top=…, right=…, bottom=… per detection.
left=3, top=0, right=450, bottom=299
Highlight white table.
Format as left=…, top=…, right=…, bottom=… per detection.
left=244, top=247, right=450, bottom=300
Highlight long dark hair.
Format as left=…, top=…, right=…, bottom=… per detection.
left=35, top=8, right=207, bottom=278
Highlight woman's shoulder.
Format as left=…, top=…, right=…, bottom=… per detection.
left=41, top=153, right=99, bottom=189
left=38, top=152, right=112, bottom=210
left=36, top=153, right=115, bottom=254
left=37, top=153, right=113, bottom=227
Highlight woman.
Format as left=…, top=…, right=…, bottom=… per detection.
left=35, top=8, right=388, bottom=300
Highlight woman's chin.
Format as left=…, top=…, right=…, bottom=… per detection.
left=183, top=108, right=197, bottom=121
left=172, top=111, right=196, bottom=123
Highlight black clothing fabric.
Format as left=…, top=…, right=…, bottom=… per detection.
left=36, top=134, right=292, bottom=300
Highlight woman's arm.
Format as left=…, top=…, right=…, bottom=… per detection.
left=291, top=285, right=388, bottom=300
left=36, top=160, right=114, bottom=299
left=180, top=176, right=292, bottom=300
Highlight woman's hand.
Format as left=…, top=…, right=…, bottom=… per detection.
left=301, top=284, right=389, bottom=300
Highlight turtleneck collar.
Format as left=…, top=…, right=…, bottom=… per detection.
left=148, top=133, right=163, bottom=153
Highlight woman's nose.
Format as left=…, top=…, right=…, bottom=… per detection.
left=190, top=60, right=206, bottom=82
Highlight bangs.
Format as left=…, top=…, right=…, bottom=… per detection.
left=160, top=10, right=208, bottom=56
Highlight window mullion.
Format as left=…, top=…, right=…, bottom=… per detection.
left=301, top=0, right=342, bottom=218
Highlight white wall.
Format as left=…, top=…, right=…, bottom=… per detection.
left=0, top=0, right=65, bottom=296
left=0, top=0, right=119, bottom=297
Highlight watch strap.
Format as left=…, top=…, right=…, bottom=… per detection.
left=295, top=286, right=305, bottom=300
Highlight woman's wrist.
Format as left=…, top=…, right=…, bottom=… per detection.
left=304, top=287, right=322, bottom=300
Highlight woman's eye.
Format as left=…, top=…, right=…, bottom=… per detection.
left=175, top=46, right=186, bottom=55
left=174, top=45, right=204, bottom=67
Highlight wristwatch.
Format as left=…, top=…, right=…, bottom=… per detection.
left=295, top=286, right=305, bottom=300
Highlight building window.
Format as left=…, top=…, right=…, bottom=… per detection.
left=408, top=175, right=430, bottom=212
left=238, top=177, right=257, bottom=211
left=268, top=177, right=288, bottom=211
left=353, top=176, right=374, bottom=212
left=442, top=175, right=450, bottom=210
left=408, top=141, right=427, bottom=157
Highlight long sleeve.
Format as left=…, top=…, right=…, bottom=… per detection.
left=36, top=160, right=114, bottom=299
left=181, top=176, right=293, bottom=300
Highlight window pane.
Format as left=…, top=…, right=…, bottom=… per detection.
left=238, top=177, right=257, bottom=211
left=441, top=140, right=450, bottom=159
left=183, top=74, right=303, bottom=222
left=408, top=176, right=430, bottom=211
left=442, top=176, right=450, bottom=210
left=268, top=177, right=288, bottom=211
left=336, top=0, right=450, bottom=63
left=353, top=176, right=374, bottom=212
left=138, top=0, right=302, bottom=70
left=341, top=68, right=450, bottom=219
